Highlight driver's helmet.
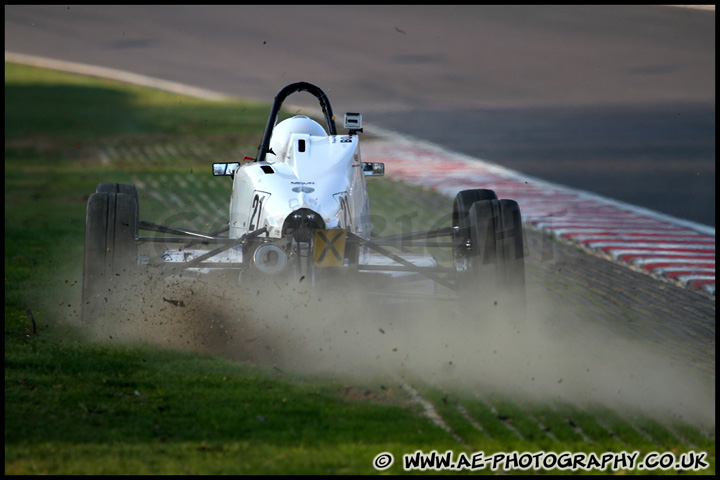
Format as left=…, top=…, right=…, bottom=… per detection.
left=268, top=115, right=326, bottom=161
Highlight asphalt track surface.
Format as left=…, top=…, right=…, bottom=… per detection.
left=4, top=7, right=715, bottom=375
left=4, top=5, right=715, bottom=228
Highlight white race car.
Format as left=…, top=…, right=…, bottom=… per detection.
left=81, top=82, right=525, bottom=322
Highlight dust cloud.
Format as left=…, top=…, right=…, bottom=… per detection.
left=74, top=266, right=715, bottom=431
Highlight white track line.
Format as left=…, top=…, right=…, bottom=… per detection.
left=5, top=51, right=230, bottom=101
left=473, top=394, right=526, bottom=441
left=454, top=400, right=493, bottom=440
left=399, top=382, right=469, bottom=448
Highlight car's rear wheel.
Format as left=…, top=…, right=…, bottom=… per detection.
left=81, top=191, right=138, bottom=326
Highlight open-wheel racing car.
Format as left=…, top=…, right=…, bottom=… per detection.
left=81, top=82, right=526, bottom=324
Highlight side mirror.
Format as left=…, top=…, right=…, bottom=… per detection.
left=213, top=162, right=240, bottom=177
left=362, top=162, right=384, bottom=177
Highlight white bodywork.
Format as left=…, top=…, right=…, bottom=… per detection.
left=160, top=84, right=438, bottom=294
left=229, top=132, right=371, bottom=240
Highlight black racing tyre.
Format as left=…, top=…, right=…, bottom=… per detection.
left=451, top=189, right=497, bottom=233
left=452, top=189, right=498, bottom=287
left=460, top=198, right=526, bottom=314
left=466, top=199, right=501, bottom=297
left=497, top=199, right=526, bottom=300
left=95, top=182, right=139, bottom=219
left=95, top=182, right=138, bottom=198
left=81, top=192, right=138, bottom=325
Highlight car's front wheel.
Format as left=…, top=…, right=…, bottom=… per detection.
left=454, top=196, right=526, bottom=316
left=81, top=191, right=138, bottom=326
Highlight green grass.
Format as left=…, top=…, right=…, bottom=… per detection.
left=4, top=62, right=269, bottom=140
left=6, top=339, right=452, bottom=474
left=5, top=62, right=715, bottom=474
